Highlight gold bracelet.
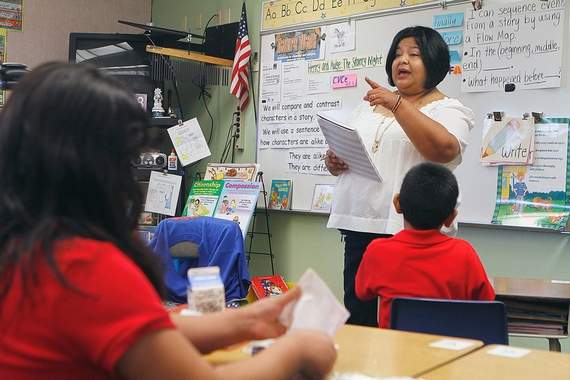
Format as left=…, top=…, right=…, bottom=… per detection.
left=391, top=95, right=403, bottom=113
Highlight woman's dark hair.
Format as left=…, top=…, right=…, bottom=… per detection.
left=399, top=162, right=458, bottom=230
left=385, top=26, right=450, bottom=90
left=0, top=62, right=164, bottom=298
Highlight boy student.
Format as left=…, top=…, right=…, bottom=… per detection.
left=355, top=163, right=495, bottom=328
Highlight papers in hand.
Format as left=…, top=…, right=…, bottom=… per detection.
left=317, top=113, right=382, bottom=182
left=279, top=268, right=350, bottom=337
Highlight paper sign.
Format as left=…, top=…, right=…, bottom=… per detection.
left=433, top=12, right=464, bottom=29
left=486, top=346, right=530, bottom=358
left=429, top=339, right=475, bottom=351
left=332, top=73, right=357, bottom=89
left=440, top=30, right=463, bottom=45
left=167, top=118, right=211, bottom=167
left=144, top=171, right=182, bottom=216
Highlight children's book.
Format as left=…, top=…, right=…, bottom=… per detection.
left=182, top=180, right=224, bottom=217
left=213, top=181, right=261, bottom=237
left=183, top=180, right=261, bottom=238
left=311, top=184, right=335, bottom=213
left=268, top=179, right=292, bottom=210
left=204, top=163, right=260, bottom=181
left=250, top=275, right=289, bottom=299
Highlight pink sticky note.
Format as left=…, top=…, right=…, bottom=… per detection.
left=331, top=73, right=357, bottom=89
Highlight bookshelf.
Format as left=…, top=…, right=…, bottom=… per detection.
left=492, top=277, right=570, bottom=351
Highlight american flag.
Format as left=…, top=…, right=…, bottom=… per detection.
left=230, top=3, right=251, bottom=110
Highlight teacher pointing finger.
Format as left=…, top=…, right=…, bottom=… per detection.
left=324, top=26, right=475, bottom=327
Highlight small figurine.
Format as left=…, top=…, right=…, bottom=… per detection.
left=152, top=88, right=165, bottom=117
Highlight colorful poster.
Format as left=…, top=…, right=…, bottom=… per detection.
left=480, top=116, right=535, bottom=166
left=0, top=0, right=22, bottom=31
left=492, top=119, right=570, bottom=230
left=274, top=27, right=323, bottom=62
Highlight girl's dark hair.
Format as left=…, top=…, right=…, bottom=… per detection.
left=385, top=26, right=450, bottom=90
left=0, top=62, right=164, bottom=298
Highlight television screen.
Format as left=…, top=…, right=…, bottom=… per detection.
left=68, top=33, right=156, bottom=113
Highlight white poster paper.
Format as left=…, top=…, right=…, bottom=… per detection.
left=282, top=61, right=309, bottom=102
left=261, top=63, right=282, bottom=104
left=167, top=118, right=211, bottom=167
left=462, top=0, right=565, bottom=92
left=326, top=22, right=356, bottom=54
left=144, top=171, right=182, bottom=216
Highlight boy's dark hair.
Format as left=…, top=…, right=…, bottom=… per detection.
left=399, top=163, right=458, bottom=230
left=385, top=26, right=450, bottom=90
left=0, top=62, right=164, bottom=299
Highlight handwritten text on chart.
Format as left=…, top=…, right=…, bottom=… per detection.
left=308, top=54, right=384, bottom=73
left=259, top=124, right=328, bottom=150
left=462, top=0, right=565, bottom=92
left=259, top=98, right=341, bottom=125
left=286, top=148, right=329, bottom=176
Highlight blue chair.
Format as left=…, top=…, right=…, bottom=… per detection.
left=148, top=216, right=250, bottom=303
left=390, top=297, right=509, bottom=345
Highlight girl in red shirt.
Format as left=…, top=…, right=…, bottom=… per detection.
left=0, top=63, right=336, bottom=380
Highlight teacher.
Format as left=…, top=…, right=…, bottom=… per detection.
left=325, top=26, right=474, bottom=326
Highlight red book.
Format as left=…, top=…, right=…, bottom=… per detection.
left=251, top=275, right=289, bottom=299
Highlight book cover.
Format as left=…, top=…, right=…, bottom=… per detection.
left=205, top=163, right=260, bottom=181
left=268, top=179, right=292, bottom=210
left=250, top=275, right=289, bottom=299
left=183, top=180, right=224, bottom=217
left=311, top=184, right=335, bottom=213
left=213, top=181, right=261, bottom=237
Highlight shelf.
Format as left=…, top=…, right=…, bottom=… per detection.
left=149, top=117, right=178, bottom=128
left=146, top=45, right=234, bottom=67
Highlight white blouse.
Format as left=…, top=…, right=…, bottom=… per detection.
left=327, top=97, right=474, bottom=235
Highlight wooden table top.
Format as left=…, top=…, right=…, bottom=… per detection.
left=492, top=276, right=570, bottom=300
left=421, top=344, right=570, bottom=380
left=206, top=325, right=483, bottom=378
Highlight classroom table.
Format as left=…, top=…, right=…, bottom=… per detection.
left=205, top=324, right=483, bottom=378
left=421, top=344, right=570, bottom=380
left=492, top=276, right=570, bottom=351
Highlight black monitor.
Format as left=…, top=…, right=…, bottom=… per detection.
left=68, top=33, right=156, bottom=113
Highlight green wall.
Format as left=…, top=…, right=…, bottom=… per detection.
left=153, top=0, right=570, bottom=352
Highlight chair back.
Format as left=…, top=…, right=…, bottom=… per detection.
left=148, top=216, right=250, bottom=303
left=390, top=297, right=508, bottom=345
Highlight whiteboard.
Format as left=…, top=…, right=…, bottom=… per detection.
left=256, top=0, right=570, bottom=226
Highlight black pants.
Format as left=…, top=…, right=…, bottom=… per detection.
left=341, top=229, right=391, bottom=327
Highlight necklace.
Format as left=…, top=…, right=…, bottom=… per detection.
left=371, top=116, right=395, bottom=154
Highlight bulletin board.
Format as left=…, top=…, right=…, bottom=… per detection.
left=256, top=0, right=570, bottom=226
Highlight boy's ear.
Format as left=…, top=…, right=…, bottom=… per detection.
left=393, top=194, right=402, bottom=214
left=443, top=208, right=458, bottom=227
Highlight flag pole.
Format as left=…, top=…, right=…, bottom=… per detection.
left=247, top=52, right=258, bottom=133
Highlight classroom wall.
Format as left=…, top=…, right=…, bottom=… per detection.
left=7, top=0, right=151, bottom=68
left=153, top=0, right=570, bottom=352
